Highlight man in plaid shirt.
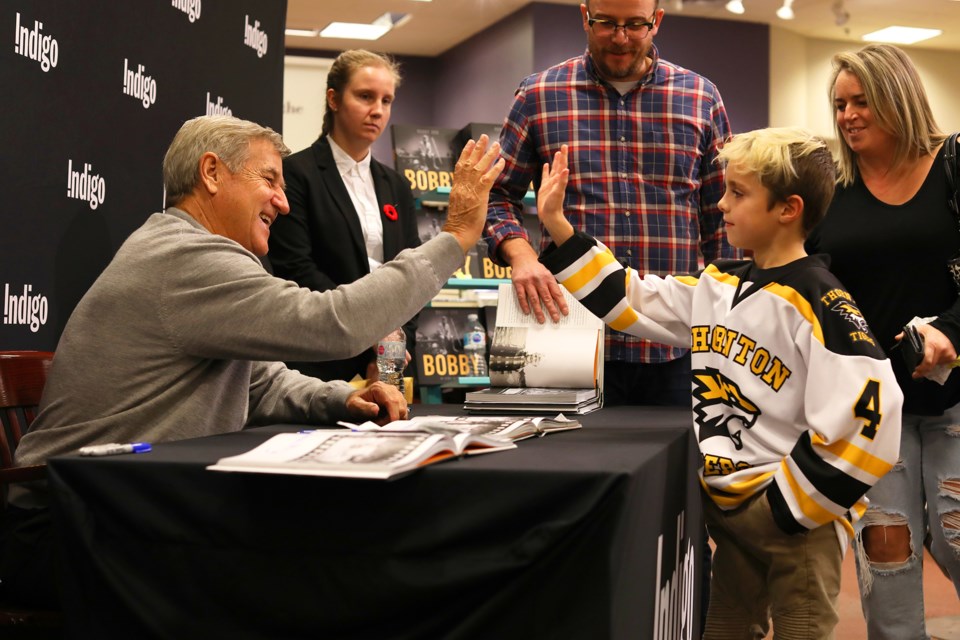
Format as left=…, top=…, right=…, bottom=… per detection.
left=485, top=0, right=739, bottom=406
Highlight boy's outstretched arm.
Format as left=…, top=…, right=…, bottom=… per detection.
left=536, top=145, right=574, bottom=245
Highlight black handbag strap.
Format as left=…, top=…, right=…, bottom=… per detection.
left=946, top=132, right=959, bottom=227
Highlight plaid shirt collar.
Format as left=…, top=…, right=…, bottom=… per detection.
left=581, top=43, right=661, bottom=88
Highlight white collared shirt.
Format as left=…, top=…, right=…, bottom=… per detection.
left=328, top=136, right=384, bottom=268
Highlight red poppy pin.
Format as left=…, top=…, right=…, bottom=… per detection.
left=383, top=204, right=398, bottom=221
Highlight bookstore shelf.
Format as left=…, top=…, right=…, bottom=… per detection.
left=419, top=187, right=536, bottom=209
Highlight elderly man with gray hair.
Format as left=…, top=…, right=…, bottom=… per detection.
left=1, top=115, right=503, bottom=607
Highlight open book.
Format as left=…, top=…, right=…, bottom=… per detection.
left=207, top=430, right=515, bottom=480
left=465, top=283, right=604, bottom=414
left=342, top=413, right=581, bottom=442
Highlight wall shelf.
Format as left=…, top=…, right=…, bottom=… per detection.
left=420, top=187, right=535, bottom=209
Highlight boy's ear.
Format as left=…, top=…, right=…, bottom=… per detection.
left=778, top=194, right=804, bottom=225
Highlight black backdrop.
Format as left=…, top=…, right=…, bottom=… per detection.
left=0, top=0, right=286, bottom=349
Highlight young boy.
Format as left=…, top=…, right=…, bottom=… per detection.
left=536, top=128, right=902, bottom=639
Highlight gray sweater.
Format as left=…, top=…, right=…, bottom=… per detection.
left=15, top=208, right=463, bottom=471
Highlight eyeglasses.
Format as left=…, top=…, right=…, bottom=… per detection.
left=586, top=12, right=657, bottom=38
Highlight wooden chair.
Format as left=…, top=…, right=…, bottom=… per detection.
left=0, top=351, right=54, bottom=502
left=0, top=350, right=63, bottom=634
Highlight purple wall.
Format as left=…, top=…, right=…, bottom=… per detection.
left=287, top=4, right=769, bottom=169
left=431, top=7, right=535, bottom=129
left=654, top=14, right=769, bottom=134
left=532, top=3, right=586, bottom=73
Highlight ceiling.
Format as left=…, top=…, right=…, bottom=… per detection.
left=285, top=0, right=960, bottom=56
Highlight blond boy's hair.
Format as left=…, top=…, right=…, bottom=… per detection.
left=717, top=127, right=836, bottom=235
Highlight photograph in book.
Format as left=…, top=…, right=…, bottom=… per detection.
left=207, top=430, right=515, bottom=480
left=344, top=414, right=582, bottom=442
left=489, top=325, right=600, bottom=388
left=488, top=283, right=604, bottom=390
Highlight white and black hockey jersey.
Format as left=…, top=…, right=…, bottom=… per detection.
left=541, top=232, right=902, bottom=539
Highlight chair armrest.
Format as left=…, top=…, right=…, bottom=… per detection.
left=0, top=464, right=46, bottom=484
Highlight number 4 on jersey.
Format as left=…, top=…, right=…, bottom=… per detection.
left=854, top=379, right=882, bottom=440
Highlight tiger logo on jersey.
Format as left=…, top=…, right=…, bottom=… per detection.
left=832, top=300, right=870, bottom=334
left=692, top=368, right=760, bottom=450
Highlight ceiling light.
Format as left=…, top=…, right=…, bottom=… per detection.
left=776, top=0, right=794, bottom=20
left=319, top=22, right=391, bottom=40
left=725, top=0, right=745, bottom=14
left=318, top=12, right=408, bottom=41
left=285, top=28, right=318, bottom=38
left=861, top=26, right=942, bottom=44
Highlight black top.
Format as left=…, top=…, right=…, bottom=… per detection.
left=268, top=136, right=422, bottom=381
left=807, top=143, right=960, bottom=414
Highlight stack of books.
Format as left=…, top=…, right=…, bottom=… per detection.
left=464, top=387, right=600, bottom=414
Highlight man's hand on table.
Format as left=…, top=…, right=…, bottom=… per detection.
left=345, top=381, right=408, bottom=425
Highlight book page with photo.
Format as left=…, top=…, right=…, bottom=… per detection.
left=466, top=284, right=604, bottom=413
left=490, top=283, right=603, bottom=389
left=207, top=430, right=515, bottom=480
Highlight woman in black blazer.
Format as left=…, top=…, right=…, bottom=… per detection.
left=269, top=50, right=421, bottom=382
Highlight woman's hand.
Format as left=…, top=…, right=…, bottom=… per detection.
left=902, top=323, right=959, bottom=378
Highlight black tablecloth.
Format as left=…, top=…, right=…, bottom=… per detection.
left=48, top=405, right=702, bottom=640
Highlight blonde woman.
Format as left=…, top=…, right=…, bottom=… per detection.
left=807, top=43, right=960, bottom=639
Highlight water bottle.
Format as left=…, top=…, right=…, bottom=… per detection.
left=463, top=313, right=488, bottom=377
left=377, top=327, right=406, bottom=394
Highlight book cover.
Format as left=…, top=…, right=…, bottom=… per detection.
left=415, top=308, right=487, bottom=384
left=391, top=124, right=458, bottom=199
left=464, top=387, right=598, bottom=404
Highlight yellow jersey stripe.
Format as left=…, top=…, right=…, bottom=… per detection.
left=761, top=282, right=824, bottom=345
left=781, top=461, right=834, bottom=526
left=560, top=250, right=616, bottom=294
left=609, top=306, right=640, bottom=332
left=811, top=433, right=894, bottom=480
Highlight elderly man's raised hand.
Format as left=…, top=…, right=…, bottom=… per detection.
left=443, top=134, right=505, bottom=253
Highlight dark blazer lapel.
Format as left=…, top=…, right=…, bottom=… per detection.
left=371, top=158, right=402, bottom=260
left=313, top=138, right=366, bottom=254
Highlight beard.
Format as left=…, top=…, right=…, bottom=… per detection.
left=588, top=39, right=650, bottom=81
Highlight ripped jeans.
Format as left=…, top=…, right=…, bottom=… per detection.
left=854, top=404, right=960, bottom=640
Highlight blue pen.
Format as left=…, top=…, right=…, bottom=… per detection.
left=78, top=442, right=152, bottom=456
